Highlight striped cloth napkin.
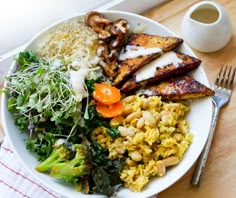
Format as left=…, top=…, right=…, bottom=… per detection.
left=0, top=137, right=63, bottom=198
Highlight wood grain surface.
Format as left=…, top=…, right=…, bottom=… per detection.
left=0, top=0, right=235, bottom=197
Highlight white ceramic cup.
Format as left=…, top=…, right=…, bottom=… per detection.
left=181, top=1, right=232, bottom=52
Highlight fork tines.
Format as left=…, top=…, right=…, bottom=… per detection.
left=215, top=65, right=236, bottom=90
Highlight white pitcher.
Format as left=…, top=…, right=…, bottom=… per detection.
left=181, top=1, right=232, bottom=52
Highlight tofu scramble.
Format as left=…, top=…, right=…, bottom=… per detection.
left=92, top=95, right=193, bottom=192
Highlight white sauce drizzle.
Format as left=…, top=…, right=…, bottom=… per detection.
left=69, top=59, right=90, bottom=101
left=119, top=45, right=162, bottom=61
left=135, top=51, right=183, bottom=82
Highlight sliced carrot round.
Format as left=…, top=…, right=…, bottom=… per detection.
left=93, top=82, right=121, bottom=105
left=96, top=101, right=124, bottom=118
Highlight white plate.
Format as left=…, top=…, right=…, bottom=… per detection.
left=1, top=10, right=213, bottom=198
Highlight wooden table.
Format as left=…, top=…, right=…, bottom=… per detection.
left=142, top=0, right=236, bottom=197
left=0, top=0, right=235, bottom=197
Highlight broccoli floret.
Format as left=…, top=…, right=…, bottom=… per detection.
left=35, top=143, right=71, bottom=172
left=50, top=144, right=92, bottom=179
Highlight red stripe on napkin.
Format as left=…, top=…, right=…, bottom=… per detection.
left=0, top=161, right=59, bottom=198
left=0, top=179, right=30, bottom=198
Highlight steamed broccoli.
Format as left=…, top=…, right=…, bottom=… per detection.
left=36, top=143, right=92, bottom=181
left=50, top=144, right=92, bottom=179
left=35, top=143, right=71, bottom=172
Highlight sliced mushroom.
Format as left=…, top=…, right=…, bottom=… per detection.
left=110, top=32, right=124, bottom=49
left=93, top=26, right=111, bottom=40
left=97, top=42, right=109, bottom=58
left=99, top=59, right=118, bottom=77
left=84, top=11, right=130, bottom=78
left=110, top=19, right=129, bottom=35
left=108, top=49, right=119, bottom=60
left=85, top=11, right=112, bottom=28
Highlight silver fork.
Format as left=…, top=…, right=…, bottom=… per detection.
left=191, top=65, right=236, bottom=186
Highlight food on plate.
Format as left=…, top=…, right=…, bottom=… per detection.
left=85, top=11, right=129, bottom=78
left=93, top=82, right=121, bottom=105
left=120, top=51, right=202, bottom=92
left=36, top=143, right=92, bottom=176
left=92, top=95, right=192, bottom=192
left=37, top=17, right=99, bottom=70
left=137, top=75, right=215, bottom=100
left=113, top=33, right=183, bottom=85
left=3, top=11, right=214, bottom=197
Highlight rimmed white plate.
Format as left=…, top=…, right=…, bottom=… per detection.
left=1, top=10, right=213, bottom=198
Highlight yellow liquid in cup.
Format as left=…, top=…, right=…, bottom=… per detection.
left=190, top=8, right=219, bottom=24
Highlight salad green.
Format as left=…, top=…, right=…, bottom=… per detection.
left=4, top=51, right=124, bottom=196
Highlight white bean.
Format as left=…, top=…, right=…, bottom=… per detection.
left=122, top=95, right=135, bottom=103
left=126, top=111, right=142, bottom=122
left=126, top=158, right=137, bottom=166
left=141, top=98, right=149, bottom=109
left=143, top=111, right=156, bottom=127
left=130, top=151, right=142, bottom=162
left=118, top=126, right=135, bottom=136
left=177, top=121, right=188, bottom=134
left=163, top=156, right=180, bottom=167
left=156, top=161, right=166, bottom=176
left=137, top=117, right=145, bottom=128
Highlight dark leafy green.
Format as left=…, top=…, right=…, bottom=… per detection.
left=26, top=133, right=56, bottom=161
left=79, top=104, right=110, bottom=135
left=90, top=158, right=125, bottom=197
left=106, top=127, right=120, bottom=139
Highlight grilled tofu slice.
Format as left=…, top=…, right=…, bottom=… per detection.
left=113, top=33, right=183, bottom=86
left=136, top=75, right=215, bottom=100
left=120, top=51, right=201, bottom=92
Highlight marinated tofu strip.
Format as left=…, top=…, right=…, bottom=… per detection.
left=112, top=33, right=183, bottom=86
left=120, top=52, right=201, bottom=92
left=136, top=75, right=215, bottom=100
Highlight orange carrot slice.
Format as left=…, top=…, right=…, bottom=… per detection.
left=93, top=82, right=121, bottom=105
left=96, top=101, right=124, bottom=118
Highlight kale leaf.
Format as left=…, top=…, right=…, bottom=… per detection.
left=90, top=158, right=125, bottom=197
left=106, top=127, right=120, bottom=139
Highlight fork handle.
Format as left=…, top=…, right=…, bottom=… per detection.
left=191, top=106, right=220, bottom=186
